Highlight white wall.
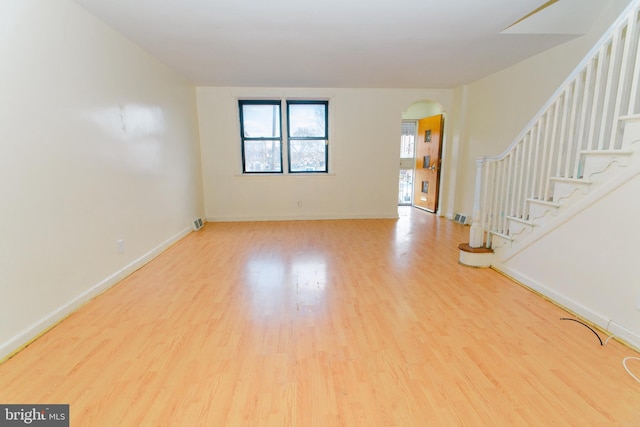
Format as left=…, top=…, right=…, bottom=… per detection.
left=454, top=0, right=634, bottom=216
left=0, top=0, right=204, bottom=359
left=197, top=87, right=453, bottom=221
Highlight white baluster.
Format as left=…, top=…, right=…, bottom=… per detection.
left=564, top=77, right=581, bottom=178
left=588, top=45, right=608, bottom=151
left=556, top=87, right=571, bottom=178
left=610, top=13, right=637, bottom=148
left=628, top=9, right=640, bottom=116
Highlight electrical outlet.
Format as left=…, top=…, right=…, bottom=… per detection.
left=297, top=200, right=303, bottom=208
left=117, top=239, right=125, bottom=254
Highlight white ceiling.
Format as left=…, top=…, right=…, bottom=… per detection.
left=74, top=0, right=610, bottom=88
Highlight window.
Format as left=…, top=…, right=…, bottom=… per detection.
left=238, top=100, right=283, bottom=173
left=238, top=99, right=329, bottom=174
left=287, top=101, right=328, bottom=173
left=400, top=121, right=416, bottom=159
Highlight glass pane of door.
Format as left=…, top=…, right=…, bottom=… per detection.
left=398, top=169, right=413, bottom=205
left=398, top=121, right=416, bottom=205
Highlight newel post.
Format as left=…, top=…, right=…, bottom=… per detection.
left=469, top=157, right=485, bottom=248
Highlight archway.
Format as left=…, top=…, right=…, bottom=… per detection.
left=400, top=100, right=445, bottom=213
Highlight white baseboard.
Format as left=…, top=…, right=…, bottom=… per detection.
left=494, top=263, right=640, bottom=350
left=0, top=226, right=192, bottom=362
left=206, top=213, right=399, bottom=222
left=608, top=321, right=640, bottom=350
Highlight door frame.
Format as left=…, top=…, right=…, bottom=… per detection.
left=401, top=99, right=448, bottom=216
left=398, top=120, right=418, bottom=206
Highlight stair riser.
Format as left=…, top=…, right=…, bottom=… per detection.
left=622, top=120, right=640, bottom=150
left=552, top=182, right=590, bottom=203
left=582, top=155, right=630, bottom=180
left=459, top=250, right=493, bottom=268
left=507, top=219, right=533, bottom=238
left=489, top=233, right=512, bottom=250
left=528, top=203, right=559, bottom=221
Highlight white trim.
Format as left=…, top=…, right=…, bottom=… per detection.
left=234, top=173, right=337, bottom=179
left=0, top=226, right=192, bottom=362
left=206, top=213, right=399, bottom=222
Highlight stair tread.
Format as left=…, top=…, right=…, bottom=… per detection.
left=458, top=243, right=493, bottom=253
left=550, top=177, right=593, bottom=184
left=507, top=216, right=535, bottom=225
left=527, top=198, right=560, bottom=207
left=489, top=230, right=513, bottom=241
left=581, top=149, right=633, bottom=155
left=619, top=114, right=640, bottom=122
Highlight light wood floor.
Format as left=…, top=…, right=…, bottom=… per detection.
left=1, top=207, right=639, bottom=426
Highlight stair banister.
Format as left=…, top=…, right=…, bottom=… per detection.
left=470, top=0, right=640, bottom=251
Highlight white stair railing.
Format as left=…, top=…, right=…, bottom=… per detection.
left=470, top=0, right=640, bottom=249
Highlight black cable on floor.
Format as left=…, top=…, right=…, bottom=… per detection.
left=560, top=317, right=603, bottom=346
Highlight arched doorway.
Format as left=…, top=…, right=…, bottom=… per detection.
left=400, top=100, right=445, bottom=213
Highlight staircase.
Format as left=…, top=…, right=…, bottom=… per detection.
left=490, top=118, right=640, bottom=260
left=460, top=0, right=640, bottom=267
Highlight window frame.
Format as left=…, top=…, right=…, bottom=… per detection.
left=286, top=100, right=329, bottom=174
left=238, top=99, right=283, bottom=174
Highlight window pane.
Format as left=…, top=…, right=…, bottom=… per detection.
left=400, top=122, right=416, bottom=158
left=244, top=140, right=282, bottom=172
left=289, top=103, right=326, bottom=137
left=289, top=140, right=326, bottom=172
left=242, top=104, right=281, bottom=138
left=400, top=134, right=415, bottom=158
left=398, top=169, right=413, bottom=205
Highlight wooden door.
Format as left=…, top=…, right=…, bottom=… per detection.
left=413, top=114, right=443, bottom=212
